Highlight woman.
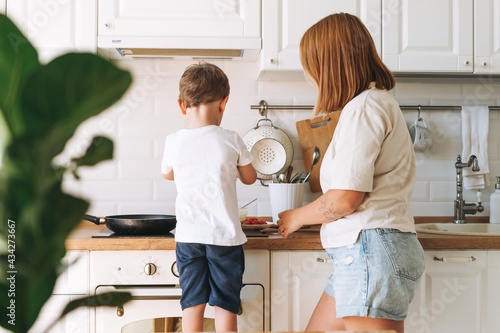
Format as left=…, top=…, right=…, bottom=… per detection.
left=277, top=13, right=425, bottom=333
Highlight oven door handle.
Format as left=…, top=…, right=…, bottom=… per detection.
left=112, top=294, right=182, bottom=318
left=130, top=295, right=181, bottom=301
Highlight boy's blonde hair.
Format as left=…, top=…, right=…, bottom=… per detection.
left=178, top=62, right=230, bottom=108
left=300, top=13, right=395, bottom=116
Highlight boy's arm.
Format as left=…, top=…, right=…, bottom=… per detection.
left=162, top=170, right=174, bottom=180
left=237, top=163, right=257, bottom=185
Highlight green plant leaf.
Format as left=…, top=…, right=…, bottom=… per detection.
left=0, top=14, right=40, bottom=139
left=61, top=292, right=133, bottom=316
left=0, top=14, right=132, bottom=333
left=72, top=136, right=114, bottom=167
left=20, top=52, right=132, bottom=161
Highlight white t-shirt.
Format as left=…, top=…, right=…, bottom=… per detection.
left=161, top=125, right=254, bottom=246
left=319, top=83, right=416, bottom=248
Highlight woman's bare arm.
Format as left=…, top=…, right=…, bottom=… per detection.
left=277, top=189, right=365, bottom=238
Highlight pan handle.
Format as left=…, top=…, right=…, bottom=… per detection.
left=83, top=214, right=104, bottom=225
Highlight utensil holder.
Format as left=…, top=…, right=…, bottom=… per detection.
left=269, top=183, right=305, bottom=224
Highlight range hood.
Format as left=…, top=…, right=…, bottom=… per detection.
left=97, top=36, right=262, bottom=60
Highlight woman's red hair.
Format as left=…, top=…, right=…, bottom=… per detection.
left=300, top=13, right=395, bottom=116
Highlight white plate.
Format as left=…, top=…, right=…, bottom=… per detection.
left=250, top=138, right=287, bottom=175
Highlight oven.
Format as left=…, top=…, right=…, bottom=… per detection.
left=90, top=250, right=269, bottom=332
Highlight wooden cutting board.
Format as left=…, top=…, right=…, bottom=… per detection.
left=296, top=111, right=341, bottom=193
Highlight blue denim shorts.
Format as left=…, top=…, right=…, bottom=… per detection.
left=324, top=228, right=425, bottom=321
left=175, top=242, right=245, bottom=314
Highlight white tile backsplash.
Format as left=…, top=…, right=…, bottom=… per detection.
left=62, top=59, right=500, bottom=218
left=115, top=138, right=154, bottom=159
left=430, top=181, right=456, bottom=202
left=153, top=181, right=178, bottom=201
left=117, top=202, right=175, bottom=215
left=77, top=161, right=117, bottom=181
left=87, top=202, right=118, bottom=216
left=411, top=181, right=429, bottom=202
left=118, top=160, right=162, bottom=179
left=82, top=181, right=153, bottom=201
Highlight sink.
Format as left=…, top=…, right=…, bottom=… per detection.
left=415, top=223, right=500, bottom=236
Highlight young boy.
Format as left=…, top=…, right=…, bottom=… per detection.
left=161, top=62, right=257, bottom=332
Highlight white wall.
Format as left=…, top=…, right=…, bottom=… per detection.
left=61, top=59, right=500, bottom=219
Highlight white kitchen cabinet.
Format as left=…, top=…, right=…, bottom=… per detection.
left=270, top=249, right=492, bottom=333
left=29, top=251, right=90, bottom=333
left=98, top=0, right=260, bottom=38
left=486, top=251, right=500, bottom=333
left=0, top=1, right=5, bottom=14
left=474, top=0, right=500, bottom=73
left=405, top=250, right=487, bottom=333
left=382, top=0, right=473, bottom=73
left=6, top=0, right=96, bottom=63
left=260, top=0, right=381, bottom=78
left=271, top=250, right=332, bottom=331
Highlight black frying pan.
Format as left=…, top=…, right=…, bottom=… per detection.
left=84, top=214, right=176, bottom=235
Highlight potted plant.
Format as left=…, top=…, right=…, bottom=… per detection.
left=0, top=14, right=133, bottom=332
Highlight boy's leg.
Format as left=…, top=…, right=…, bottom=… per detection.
left=214, top=306, right=237, bottom=332
left=176, top=243, right=210, bottom=331
left=182, top=303, right=207, bottom=332
left=205, top=245, right=244, bottom=332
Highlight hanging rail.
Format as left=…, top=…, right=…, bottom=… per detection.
left=250, top=100, right=500, bottom=117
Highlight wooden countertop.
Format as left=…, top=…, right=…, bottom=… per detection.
left=66, top=216, right=500, bottom=251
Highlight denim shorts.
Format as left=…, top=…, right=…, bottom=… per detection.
left=324, top=228, right=425, bottom=321
left=175, top=242, right=245, bottom=314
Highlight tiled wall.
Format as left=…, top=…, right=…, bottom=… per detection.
left=61, top=59, right=500, bottom=219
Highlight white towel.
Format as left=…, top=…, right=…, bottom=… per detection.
left=461, top=105, right=490, bottom=190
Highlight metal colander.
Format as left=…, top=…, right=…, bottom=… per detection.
left=243, top=119, right=294, bottom=183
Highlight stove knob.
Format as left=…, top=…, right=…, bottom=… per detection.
left=171, top=261, right=179, bottom=277
left=144, top=263, right=157, bottom=275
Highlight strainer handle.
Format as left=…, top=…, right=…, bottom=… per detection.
left=255, top=118, right=274, bottom=128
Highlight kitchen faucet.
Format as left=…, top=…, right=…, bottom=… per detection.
left=454, top=154, right=484, bottom=223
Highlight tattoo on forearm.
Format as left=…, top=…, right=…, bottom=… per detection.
left=319, top=196, right=342, bottom=221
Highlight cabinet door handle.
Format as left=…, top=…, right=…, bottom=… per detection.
left=316, top=257, right=332, bottom=264
left=433, top=256, right=476, bottom=263
left=117, top=305, right=124, bottom=317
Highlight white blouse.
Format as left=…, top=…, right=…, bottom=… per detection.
left=319, top=83, right=416, bottom=248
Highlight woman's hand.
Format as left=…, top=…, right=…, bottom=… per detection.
left=277, top=209, right=304, bottom=239
left=276, top=189, right=365, bottom=240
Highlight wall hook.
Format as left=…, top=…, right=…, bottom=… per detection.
left=258, top=100, right=269, bottom=119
